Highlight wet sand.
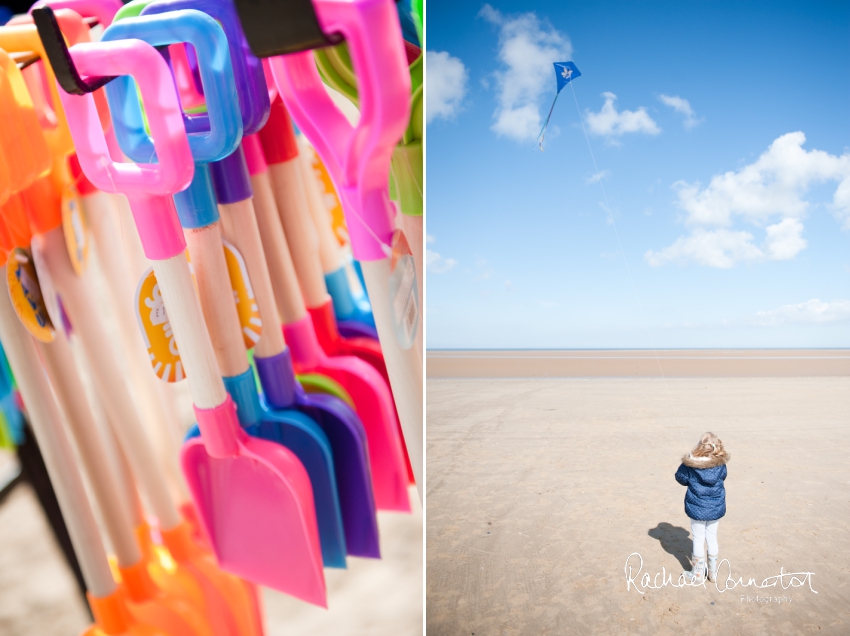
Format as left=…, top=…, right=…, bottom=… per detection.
left=426, top=357, right=850, bottom=635
left=427, top=349, right=850, bottom=378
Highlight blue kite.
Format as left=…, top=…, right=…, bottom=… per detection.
left=537, top=61, right=581, bottom=151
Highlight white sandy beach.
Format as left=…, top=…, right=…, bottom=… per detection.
left=426, top=352, right=850, bottom=634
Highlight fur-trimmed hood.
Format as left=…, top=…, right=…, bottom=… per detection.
left=681, top=453, right=730, bottom=469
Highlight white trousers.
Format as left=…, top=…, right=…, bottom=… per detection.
left=690, top=518, right=719, bottom=558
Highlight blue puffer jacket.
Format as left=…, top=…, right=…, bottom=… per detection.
left=675, top=455, right=728, bottom=521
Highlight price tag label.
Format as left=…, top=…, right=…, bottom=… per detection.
left=388, top=230, right=419, bottom=350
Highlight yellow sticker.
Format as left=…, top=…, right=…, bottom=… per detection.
left=61, top=189, right=89, bottom=276
left=135, top=267, right=184, bottom=382
left=222, top=239, right=262, bottom=350
left=30, top=235, right=65, bottom=335
left=6, top=248, right=54, bottom=342
left=307, top=147, right=349, bottom=247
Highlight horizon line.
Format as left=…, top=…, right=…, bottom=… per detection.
left=426, top=347, right=850, bottom=351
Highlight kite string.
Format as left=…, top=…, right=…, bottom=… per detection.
left=536, top=92, right=560, bottom=151
left=568, top=79, right=688, bottom=448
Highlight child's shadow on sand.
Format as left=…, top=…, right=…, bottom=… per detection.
left=647, top=523, right=691, bottom=570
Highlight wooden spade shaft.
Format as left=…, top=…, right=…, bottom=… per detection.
left=0, top=279, right=116, bottom=599
left=218, top=197, right=285, bottom=360
left=37, top=333, right=141, bottom=568
left=84, top=189, right=188, bottom=501
left=184, top=222, right=250, bottom=376
left=266, top=157, right=329, bottom=309
left=246, top=166, right=307, bottom=325
left=298, top=144, right=342, bottom=275
left=35, top=226, right=181, bottom=531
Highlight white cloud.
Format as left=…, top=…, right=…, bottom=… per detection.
left=749, top=299, right=850, bottom=326
left=426, top=51, right=468, bottom=123
left=427, top=250, right=457, bottom=274
left=763, top=218, right=807, bottom=260
left=647, top=132, right=850, bottom=267
left=645, top=228, right=763, bottom=268
left=645, top=219, right=807, bottom=268
left=426, top=235, right=457, bottom=273
left=585, top=92, right=660, bottom=137
left=674, top=132, right=850, bottom=227
left=479, top=4, right=572, bottom=141
left=585, top=169, right=610, bottom=184
left=659, top=94, right=702, bottom=129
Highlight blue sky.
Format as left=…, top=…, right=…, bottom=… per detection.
left=425, top=0, right=850, bottom=349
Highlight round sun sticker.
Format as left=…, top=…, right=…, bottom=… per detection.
left=135, top=267, right=184, bottom=382
left=222, top=240, right=262, bottom=350
left=6, top=248, right=54, bottom=342
left=306, top=146, right=349, bottom=247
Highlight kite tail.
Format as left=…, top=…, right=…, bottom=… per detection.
left=536, top=92, right=560, bottom=151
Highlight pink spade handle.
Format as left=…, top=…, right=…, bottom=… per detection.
left=269, top=0, right=410, bottom=262
left=30, top=0, right=124, bottom=27
left=58, top=39, right=241, bottom=457
left=270, top=0, right=423, bottom=499
left=57, top=39, right=192, bottom=260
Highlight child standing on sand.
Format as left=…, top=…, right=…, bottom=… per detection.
left=675, top=432, right=730, bottom=585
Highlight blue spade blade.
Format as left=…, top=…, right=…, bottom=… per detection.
left=338, top=321, right=380, bottom=340
left=256, top=350, right=380, bottom=558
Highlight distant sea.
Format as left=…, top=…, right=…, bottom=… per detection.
left=426, top=349, right=850, bottom=378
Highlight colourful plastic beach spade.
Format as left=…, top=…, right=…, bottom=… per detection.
left=312, top=32, right=423, bottom=357
left=257, top=104, right=415, bottom=487
left=297, top=136, right=378, bottom=340
left=103, top=7, right=346, bottom=568
left=0, top=47, right=217, bottom=636
left=0, top=80, right=168, bottom=636
left=257, top=100, right=391, bottom=390
left=105, top=0, right=375, bottom=557
left=57, top=37, right=326, bottom=605
left=34, top=0, right=193, bottom=527
left=138, top=0, right=381, bottom=543
left=24, top=10, right=265, bottom=633
left=269, top=0, right=423, bottom=495
left=270, top=250, right=410, bottom=512
left=255, top=59, right=378, bottom=340
left=8, top=12, right=190, bottom=570
left=240, top=133, right=379, bottom=556
left=260, top=60, right=376, bottom=341
left=155, top=0, right=377, bottom=394
left=246, top=100, right=409, bottom=511
left=179, top=6, right=376, bottom=554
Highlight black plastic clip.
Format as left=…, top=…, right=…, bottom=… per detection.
left=233, top=0, right=344, bottom=58
left=31, top=6, right=116, bottom=96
